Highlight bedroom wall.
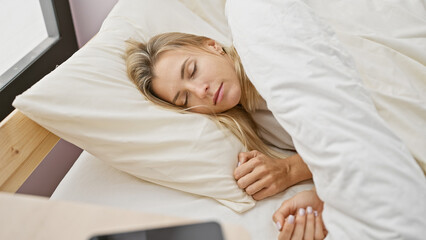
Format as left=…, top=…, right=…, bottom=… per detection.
left=17, top=0, right=118, bottom=197
left=69, top=0, right=119, bottom=48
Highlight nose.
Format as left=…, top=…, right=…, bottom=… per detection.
left=187, top=81, right=209, bottom=99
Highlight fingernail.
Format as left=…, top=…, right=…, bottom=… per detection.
left=307, top=206, right=313, bottom=214
left=314, top=211, right=318, bottom=217
left=237, top=161, right=241, bottom=167
left=276, top=221, right=282, bottom=230
left=288, top=215, right=295, bottom=223
left=298, top=208, right=305, bottom=216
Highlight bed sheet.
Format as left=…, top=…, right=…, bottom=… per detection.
left=52, top=151, right=314, bottom=240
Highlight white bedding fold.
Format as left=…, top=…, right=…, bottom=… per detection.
left=302, top=0, right=426, bottom=173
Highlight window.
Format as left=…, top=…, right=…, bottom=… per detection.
left=0, top=0, right=78, bottom=120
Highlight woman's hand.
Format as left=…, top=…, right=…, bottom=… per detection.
left=233, top=150, right=312, bottom=200
left=278, top=207, right=326, bottom=240
left=273, top=189, right=326, bottom=240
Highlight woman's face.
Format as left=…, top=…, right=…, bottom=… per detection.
left=151, top=40, right=241, bottom=114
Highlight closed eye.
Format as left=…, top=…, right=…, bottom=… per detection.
left=191, top=61, right=197, bottom=78
left=183, top=92, right=189, bottom=107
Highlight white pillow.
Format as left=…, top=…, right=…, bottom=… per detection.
left=13, top=0, right=255, bottom=213
left=227, top=0, right=426, bottom=238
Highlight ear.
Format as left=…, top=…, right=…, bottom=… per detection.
left=204, top=39, right=223, bottom=53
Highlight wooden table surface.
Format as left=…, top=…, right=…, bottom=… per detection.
left=0, top=192, right=250, bottom=240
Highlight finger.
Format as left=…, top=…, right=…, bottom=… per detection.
left=244, top=176, right=268, bottom=197
left=323, top=228, right=328, bottom=237
left=273, top=200, right=295, bottom=227
left=290, top=208, right=306, bottom=240
left=272, top=200, right=291, bottom=230
left=314, top=211, right=325, bottom=240
left=278, top=215, right=295, bottom=240
left=304, top=206, right=314, bottom=240
left=238, top=150, right=258, bottom=165
left=250, top=175, right=277, bottom=200
left=234, top=156, right=259, bottom=180
left=252, top=187, right=273, bottom=200
left=237, top=169, right=264, bottom=188
left=238, top=165, right=269, bottom=192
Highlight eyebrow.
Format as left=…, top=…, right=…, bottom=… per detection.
left=173, top=57, right=190, bottom=104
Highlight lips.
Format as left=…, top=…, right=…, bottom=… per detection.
left=213, top=82, right=224, bottom=105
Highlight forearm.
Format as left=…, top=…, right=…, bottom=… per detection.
left=286, top=153, right=312, bottom=186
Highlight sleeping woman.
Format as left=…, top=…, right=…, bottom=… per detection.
left=125, top=32, right=327, bottom=240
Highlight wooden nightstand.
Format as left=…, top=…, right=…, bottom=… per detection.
left=0, top=192, right=250, bottom=240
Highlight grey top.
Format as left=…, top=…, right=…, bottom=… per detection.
left=250, top=99, right=295, bottom=152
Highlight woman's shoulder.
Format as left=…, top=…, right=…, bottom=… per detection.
left=250, top=99, right=295, bottom=151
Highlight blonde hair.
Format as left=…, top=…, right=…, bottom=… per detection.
left=125, top=32, right=286, bottom=159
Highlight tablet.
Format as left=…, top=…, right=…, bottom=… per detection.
left=89, top=221, right=224, bottom=240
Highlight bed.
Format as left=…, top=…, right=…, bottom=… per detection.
left=1, top=0, right=426, bottom=239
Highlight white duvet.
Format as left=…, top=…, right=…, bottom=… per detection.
left=227, top=0, right=426, bottom=239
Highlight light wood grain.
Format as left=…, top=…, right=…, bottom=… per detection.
left=0, top=110, right=59, bottom=192
left=0, top=192, right=251, bottom=240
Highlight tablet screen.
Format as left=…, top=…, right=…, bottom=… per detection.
left=89, top=221, right=224, bottom=240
